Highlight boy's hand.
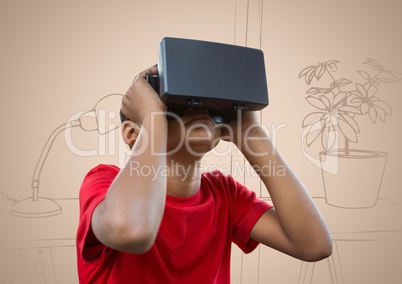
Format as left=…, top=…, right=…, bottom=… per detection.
left=221, top=110, right=261, bottom=149
left=121, top=66, right=167, bottom=123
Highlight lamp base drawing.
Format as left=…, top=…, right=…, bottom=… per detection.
left=10, top=197, right=62, bottom=218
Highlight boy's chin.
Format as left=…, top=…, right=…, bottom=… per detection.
left=184, top=138, right=221, bottom=155
left=186, top=125, right=222, bottom=140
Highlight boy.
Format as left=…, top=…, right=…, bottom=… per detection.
left=76, top=66, right=332, bottom=283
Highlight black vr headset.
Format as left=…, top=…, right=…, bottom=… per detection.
left=121, top=37, right=269, bottom=124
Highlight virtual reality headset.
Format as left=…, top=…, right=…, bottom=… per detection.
left=122, top=37, right=269, bottom=123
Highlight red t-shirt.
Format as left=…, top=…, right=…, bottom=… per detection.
left=76, top=164, right=272, bottom=284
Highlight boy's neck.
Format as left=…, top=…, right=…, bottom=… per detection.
left=165, top=158, right=202, bottom=197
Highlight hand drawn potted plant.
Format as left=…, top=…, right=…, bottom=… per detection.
left=299, top=58, right=401, bottom=208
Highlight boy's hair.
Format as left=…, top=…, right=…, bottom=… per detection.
left=120, top=111, right=128, bottom=123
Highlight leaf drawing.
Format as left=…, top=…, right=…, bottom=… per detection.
left=300, top=58, right=400, bottom=154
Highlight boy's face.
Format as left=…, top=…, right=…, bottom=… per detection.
left=166, top=108, right=222, bottom=157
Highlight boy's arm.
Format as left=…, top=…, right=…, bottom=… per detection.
left=91, top=67, right=168, bottom=254
left=230, top=111, right=332, bottom=262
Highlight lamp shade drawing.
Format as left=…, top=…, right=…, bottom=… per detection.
left=10, top=94, right=123, bottom=217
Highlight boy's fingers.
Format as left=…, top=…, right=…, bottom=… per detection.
left=132, top=66, right=158, bottom=84
left=122, top=66, right=161, bottom=122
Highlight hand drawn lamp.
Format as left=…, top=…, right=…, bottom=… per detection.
left=10, top=94, right=123, bottom=217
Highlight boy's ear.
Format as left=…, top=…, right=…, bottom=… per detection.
left=121, top=120, right=140, bottom=148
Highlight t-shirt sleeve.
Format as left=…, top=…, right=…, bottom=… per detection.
left=76, top=164, right=120, bottom=262
left=229, top=175, right=272, bottom=254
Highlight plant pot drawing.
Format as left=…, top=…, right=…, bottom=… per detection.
left=299, top=58, right=400, bottom=209
left=320, top=149, right=387, bottom=208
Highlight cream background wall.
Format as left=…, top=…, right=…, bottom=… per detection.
left=1, top=0, right=401, bottom=283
